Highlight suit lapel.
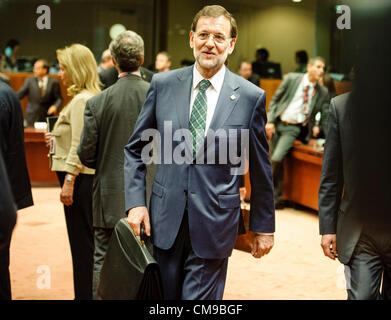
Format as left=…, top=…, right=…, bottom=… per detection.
left=199, top=69, right=240, bottom=157
left=208, top=69, right=240, bottom=132
left=308, top=83, right=320, bottom=116
left=34, top=77, right=40, bottom=90
left=288, top=75, right=303, bottom=102
left=175, top=66, right=241, bottom=158
left=174, top=66, right=193, bottom=130
left=43, top=77, right=52, bottom=98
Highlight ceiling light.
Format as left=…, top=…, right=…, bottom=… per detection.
left=109, top=24, right=126, bottom=40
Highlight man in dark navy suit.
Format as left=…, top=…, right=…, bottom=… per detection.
left=0, top=81, right=33, bottom=299
left=124, top=5, right=274, bottom=300
left=319, top=2, right=391, bottom=300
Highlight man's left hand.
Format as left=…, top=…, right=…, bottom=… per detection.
left=47, top=105, right=57, bottom=115
left=312, top=125, right=320, bottom=138
left=251, top=233, right=274, bottom=258
left=60, top=178, right=74, bottom=206
left=239, top=187, right=246, bottom=201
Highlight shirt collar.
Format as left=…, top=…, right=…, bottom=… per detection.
left=118, top=70, right=142, bottom=78
left=131, top=70, right=141, bottom=77
left=192, top=64, right=226, bottom=93
left=303, top=73, right=316, bottom=88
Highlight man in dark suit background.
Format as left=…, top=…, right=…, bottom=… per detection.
left=0, top=151, right=17, bottom=252
left=99, top=64, right=154, bottom=90
left=318, top=1, right=391, bottom=300
left=0, top=81, right=33, bottom=299
left=77, top=30, right=153, bottom=299
left=125, top=5, right=274, bottom=300
left=266, top=57, right=330, bottom=209
left=319, top=92, right=391, bottom=299
left=0, top=150, right=17, bottom=301
left=252, top=48, right=282, bottom=79
left=238, top=61, right=260, bottom=87
left=17, top=59, right=63, bottom=127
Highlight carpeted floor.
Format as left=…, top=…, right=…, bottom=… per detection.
left=9, top=187, right=347, bottom=300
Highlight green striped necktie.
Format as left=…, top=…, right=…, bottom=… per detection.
left=189, top=79, right=211, bottom=157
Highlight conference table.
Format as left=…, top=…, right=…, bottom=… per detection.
left=24, top=127, right=58, bottom=186
left=243, top=139, right=323, bottom=211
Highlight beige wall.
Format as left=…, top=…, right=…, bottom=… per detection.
left=165, top=0, right=199, bottom=68
left=167, top=0, right=318, bottom=75
left=0, top=1, right=155, bottom=68
left=1, top=0, right=325, bottom=74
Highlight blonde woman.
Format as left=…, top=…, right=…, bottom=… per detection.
left=45, top=44, right=100, bottom=300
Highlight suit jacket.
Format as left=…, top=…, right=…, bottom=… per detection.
left=17, top=76, right=63, bottom=126
left=0, top=150, right=17, bottom=250
left=50, top=90, right=95, bottom=175
left=267, top=73, right=330, bottom=142
left=99, top=66, right=154, bottom=90
left=0, top=73, right=10, bottom=85
left=0, top=81, right=33, bottom=210
left=78, top=74, right=152, bottom=228
left=318, top=93, right=366, bottom=264
left=124, top=65, right=275, bottom=259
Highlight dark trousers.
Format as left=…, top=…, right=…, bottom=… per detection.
left=270, top=122, right=302, bottom=204
left=57, top=172, right=94, bottom=300
left=92, top=227, right=113, bottom=300
left=346, top=225, right=391, bottom=300
left=0, top=242, right=11, bottom=300
left=153, top=212, right=228, bottom=300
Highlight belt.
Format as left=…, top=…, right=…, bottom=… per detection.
left=280, top=120, right=302, bottom=126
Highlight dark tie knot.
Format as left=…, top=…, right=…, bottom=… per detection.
left=199, top=79, right=211, bottom=92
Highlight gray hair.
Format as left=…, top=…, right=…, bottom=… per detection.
left=109, top=31, right=144, bottom=72
left=101, top=49, right=112, bottom=62
left=308, top=56, right=326, bottom=66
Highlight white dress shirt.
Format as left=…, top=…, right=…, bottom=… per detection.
left=131, top=70, right=141, bottom=77
left=38, top=75, right=48, bottom=93
left=280, top=74, right=315, bottom=124
left=189, top=64, right=226, bottom=135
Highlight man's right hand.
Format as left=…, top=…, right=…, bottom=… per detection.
left=265, top=122, right=275, bottom=139
left=321, top=234, right=338, bottom=260
left=126, top=206, right=151, bottom=237
left=47, top=105, right=57, bottom=115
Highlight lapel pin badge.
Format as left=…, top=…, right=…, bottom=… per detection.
left=230, top=94, right=236, bottom=100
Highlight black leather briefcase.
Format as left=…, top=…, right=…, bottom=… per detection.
left=98, top=218, right=163, bottom=300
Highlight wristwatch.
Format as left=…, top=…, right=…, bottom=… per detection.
left=65, top=174, right=74, bottom=182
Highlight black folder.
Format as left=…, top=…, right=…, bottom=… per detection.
left=46, top=116, right=58, bottom=132
left=98, top=218, right=163, bottom=300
